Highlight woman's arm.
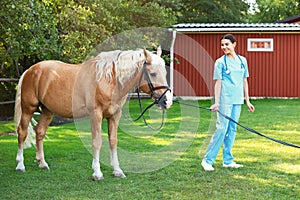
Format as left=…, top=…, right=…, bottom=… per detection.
left=210, top=79, right=222, bottom=112
left=244, top=78, right=255, bottom=112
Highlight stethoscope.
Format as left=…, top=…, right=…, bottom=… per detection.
left=224, top=54, right=245, bottom=75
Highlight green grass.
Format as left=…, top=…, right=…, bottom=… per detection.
left=0, top=99, right=299, bottom=200
left=0, top=120, right=15, bottom=134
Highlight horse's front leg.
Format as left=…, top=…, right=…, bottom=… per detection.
left=90, top=112, right=104, bottom=181
left=108, top=111, right=126, bottom=178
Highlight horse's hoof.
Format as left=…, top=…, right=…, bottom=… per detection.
left=38, top=161, right=50, bottom=170
left=16, top=163, right=26, bottom=172
left=40, top=166, right=50, bottom=170
left=113, top=171, right=126, bottom=178
left=92, top=175, right=104, bottom=181
left=16, top=168, right=26, bottom=172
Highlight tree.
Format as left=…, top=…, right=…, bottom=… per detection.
left=0, top=0, right=177, bottom=102
left=177, top=0, right=250, bottom=23
left=0, top=0, right=60, bottom=75
left=249, top=0, right=300, bottom=23
left=0, top=0, right=60, bottom=102
left=0, top=0, right=178, bottom=71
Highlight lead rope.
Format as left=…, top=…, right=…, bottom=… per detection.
left=173, top=100, right=300, bottom=149
left=136, top=87, right=166, bottom=131
left=122, top=63, right=168, bottom=131
left=123, top=89, right=166, bottom=131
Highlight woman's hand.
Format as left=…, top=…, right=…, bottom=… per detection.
left=247, top=102, right=255, bottom=112
left=210, top=103, right=219, bottom=112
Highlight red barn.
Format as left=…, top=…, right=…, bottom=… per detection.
left=170, top=23, right=300, bottom=98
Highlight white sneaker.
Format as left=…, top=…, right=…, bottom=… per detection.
left=201, top=160, right=214, bottom=171
left=223, top=162, right=243, bottom=168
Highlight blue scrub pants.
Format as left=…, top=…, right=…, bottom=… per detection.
left=204, top=104, right=242, bottom=165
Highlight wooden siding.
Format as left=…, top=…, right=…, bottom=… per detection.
left=173, top=32, right=300, bottom=97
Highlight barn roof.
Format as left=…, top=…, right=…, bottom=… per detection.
left=172, top=23, right=300, bottom=32
left=275, top=14, right=300, bottom=24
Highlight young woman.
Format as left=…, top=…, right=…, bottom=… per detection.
left=201, top=34, right=255, bottom=171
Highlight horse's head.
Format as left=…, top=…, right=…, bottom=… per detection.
left=139, top=48, right=173, bottom=110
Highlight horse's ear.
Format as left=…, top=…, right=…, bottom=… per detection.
left=143, top=48, right=152, bottom=63
left=157, top=46, right=162, bottom=57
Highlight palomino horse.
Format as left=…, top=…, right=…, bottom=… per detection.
left=15, top=48, right=173, bottom=180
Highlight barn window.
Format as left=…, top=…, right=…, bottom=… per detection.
left=247, top=38, right=273, bottom=52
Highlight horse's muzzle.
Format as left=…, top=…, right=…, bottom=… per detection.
left=156, top=90, right=173, bottom=110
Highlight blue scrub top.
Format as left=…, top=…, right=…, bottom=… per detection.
left=213, top=55, right=249, bottom=105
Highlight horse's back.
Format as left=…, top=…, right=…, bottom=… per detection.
left=21, top=60, right=81, bottom=117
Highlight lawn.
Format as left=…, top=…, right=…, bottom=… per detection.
left=0, top=99, right=299, bottom=200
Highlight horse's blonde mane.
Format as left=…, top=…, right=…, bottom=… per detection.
left=95, top=50, right=146, bottom=86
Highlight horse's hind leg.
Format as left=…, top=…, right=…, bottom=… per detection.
left=35, top=107, right=53, bottom=170
left=16, top=112, right=34, bottom=172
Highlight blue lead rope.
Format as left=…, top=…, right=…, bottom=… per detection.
left=173, top=100, right=300, bottom=149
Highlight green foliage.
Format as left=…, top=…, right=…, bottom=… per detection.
left=0, top=0, right=61, bottom=72
left=248, top=0, right=300, bottom=23
left=0, top=0, right=177, bottom=102
left=0, top=0, right=178, bottom=70
left=177, top=0, right=250, bottom=23
left=0, top=81, right=16, bottom=102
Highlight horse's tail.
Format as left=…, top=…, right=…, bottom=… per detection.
left=14, top=71, right=37, bottom=149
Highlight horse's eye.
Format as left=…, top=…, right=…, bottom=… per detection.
left=150, top=73, right=157, bottom=78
